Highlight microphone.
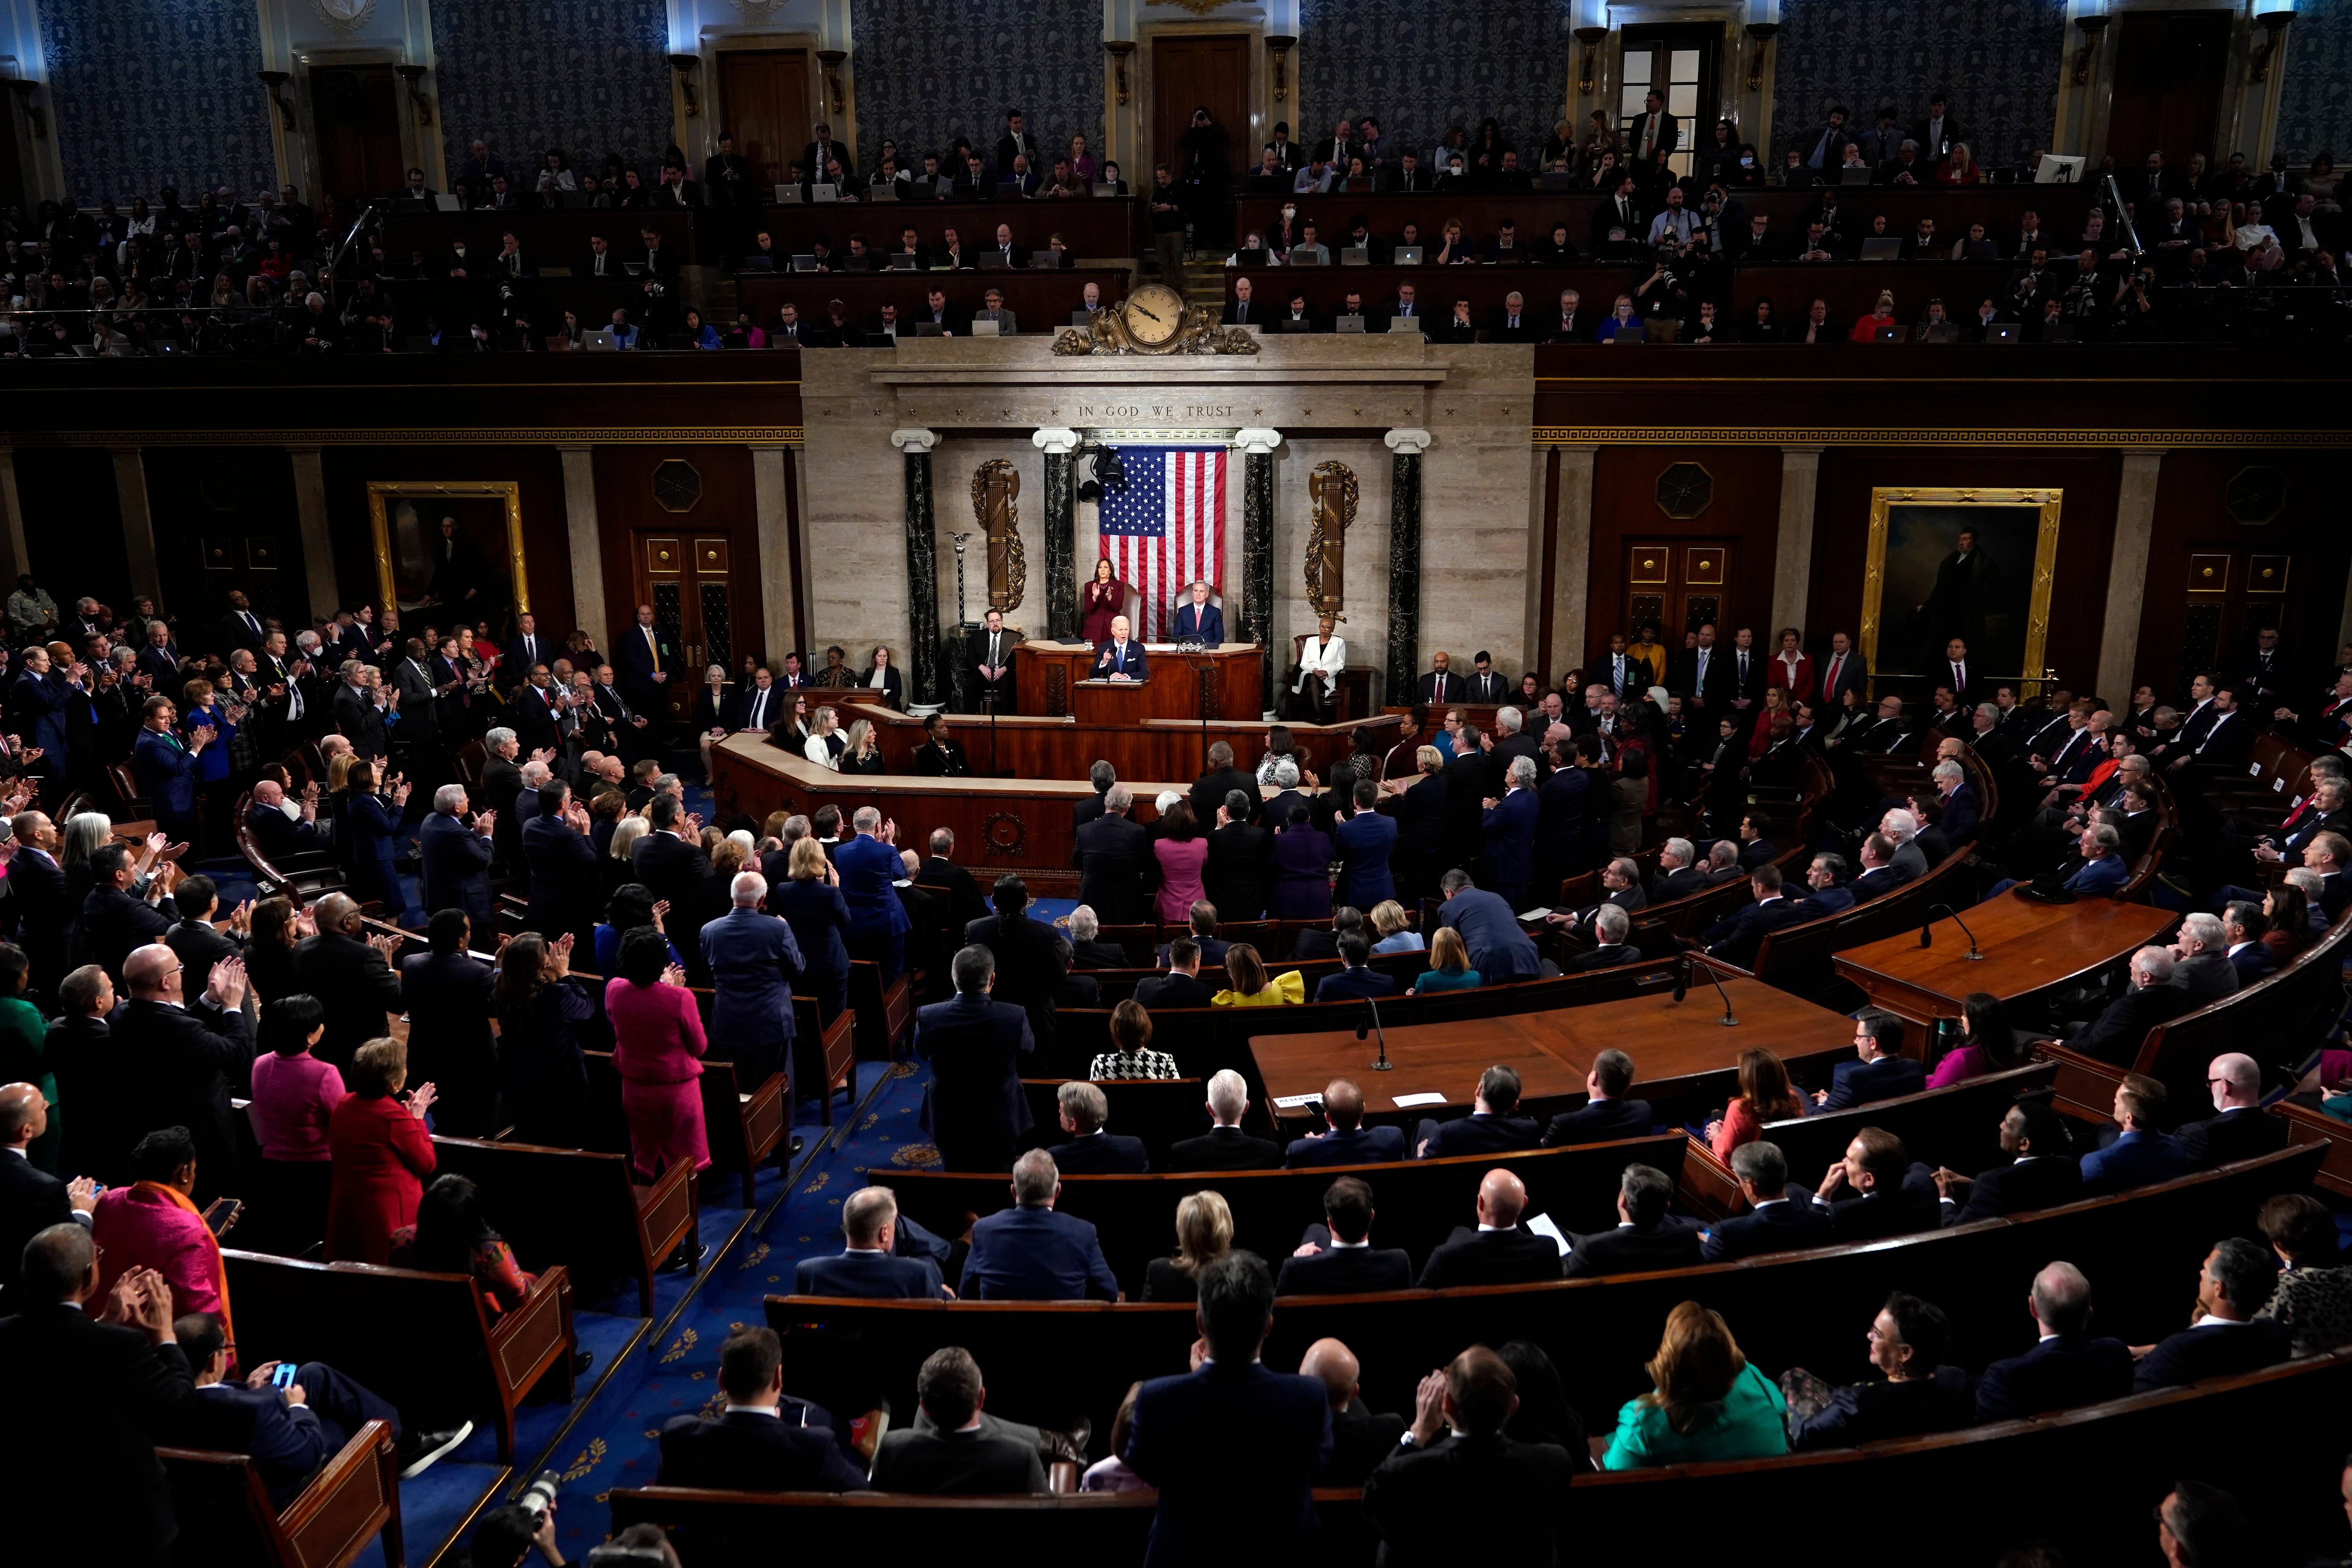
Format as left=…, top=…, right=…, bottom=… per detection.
left=1358, top=996, right=1393, bottom=1071
left=1672, top=954, right=1739, bottom=1027
left=1920, top=902, right=1984, bottom=960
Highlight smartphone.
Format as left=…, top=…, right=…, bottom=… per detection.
left=271, top=1362, right=299, bottom=1389
left=1304, top=1098, right=1326, bottom=1122
left=200, top=1198, right=242, bottom=1236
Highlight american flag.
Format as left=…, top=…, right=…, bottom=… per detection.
left=1095, top=446, right=1227, bottom=642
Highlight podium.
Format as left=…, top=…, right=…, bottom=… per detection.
left=1016, top=641, right=1265, bottom=722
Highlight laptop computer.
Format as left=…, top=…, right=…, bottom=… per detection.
left=1031, top=253, right=1063, bottom=269
left=1387, top=316, right=1423, bottom=333
left=623, top=261, right=647, bottom=275
left=889, top=254, right=919, bottom=270
left=1392, top=245, right=1424, bottom=265
left=976, top=252, right=1009, bottom=270
left=914, top=322, right=946, bottom=336
left=1071, top=309, right=1098, bottom=327
left=736, top=256, right=773, bottom=273
left=995, top=183, right=1023, bottom=200
left=1287, top=245, right=1322, bottom=265
left=1985, top=322, right=2021, bottom=344
left=1538, top=172, right=1577, bottom=190
left=785, top=254, right=817, bottom=272
left=1093, top=183, right=1121, bottom=198
left=1339, top=246, right=1369, bottom=266
left=1871, top=322, right=1902, bottom=342
left=2035, top=153, right=2085, bottom=185
left=1920, top=323, right=1959, bottom=343
left=776, top=186, right=802, bottom=203
left=394, top=197, right=429, bottom=213
left=811, top=183, right=838, bottom=203
left=1609, top=322, right=1647, bottom=343
left=1840, top=165, right=1875, bottom=185
left=1857, top=237, right=1902, bottom=261
left=545, top=336, right=572, bottom=352
left=539, top=265, right=574, bottom=277
left=970, top=318, right=1001, bottom=336
left=433, top=194, right=461, bottom=211
left=586, top=329, right=619, bottom=351
left=1334, top=315, right=1367, bottom=334
left=869, top=184, right=898, bottom=201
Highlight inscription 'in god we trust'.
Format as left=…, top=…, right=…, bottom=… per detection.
left=1075, top=404, right=1235, bottom=422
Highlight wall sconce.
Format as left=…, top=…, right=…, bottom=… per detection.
left=1574, top=27, right=1608, bottom=97
left=4, top=78, right=44, bottom=140
left=1105, top=41, right=1136, bottom=108
left=815, top=49, right=847, bottom=117
left=1265, top=36, right=1295, bottom=103
left=256, top=70, right=296, bottom=132
left=667, top=53, right=701, bottom=117
left=393, top=63, right=432, bottom=126
left=2251, top=9, right=2294, bottom=82
left=1742, top=23, right=1778, bottom=92
left=2070, top=15, right=2109, bottom=86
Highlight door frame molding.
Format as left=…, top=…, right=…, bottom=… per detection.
left=1136, top=21, right=1264, bottom=192
left=688, top=29, right=828, bottom=177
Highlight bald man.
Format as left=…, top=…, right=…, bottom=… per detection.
left=1298, top=1338, right=1407, bottom=1487
left=1415, top=1169, right=1563, bottom=1289
left=288, top=893, right=404, bottom=1071
left=2180, top=1052, right=2288, bottom=1170
left=1973, top=1261, right=2133, bottom=1420
left=1363, top=1345, right=1584, bottom=1560
left=1283, top=1078, right=1407, bottom=1168
left=112, top=943, right=249, bottom=1201
left=0, top=1082, right=98, bottom=1306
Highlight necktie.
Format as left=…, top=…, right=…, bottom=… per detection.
left=646, top=626, right=661, bottom=673
left=1739, top=652, right=1748, bottom=682
left=1827, top=653, right=1842, bottom=689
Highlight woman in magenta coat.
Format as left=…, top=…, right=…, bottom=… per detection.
left=605, top=925, right=710, bottom=1182
left=325, top=1038, right=438, bottom=1264
left=1152, top=798, right=1210, bottom=926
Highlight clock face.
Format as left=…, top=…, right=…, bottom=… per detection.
left=1123, top=283, right=1187, bottom=347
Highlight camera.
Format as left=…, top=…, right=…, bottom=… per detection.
left=516, top=1469, right=561, bottom=1519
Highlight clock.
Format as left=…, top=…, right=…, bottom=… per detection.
left=1118, top=283, right=1189, bottom=350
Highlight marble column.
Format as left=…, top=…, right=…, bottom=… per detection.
left=1033, top=427, right=1080, bottom=640
left=111, top=448, right=162, bottom=605
left=748, top=443, right=793, bottom=661
left=1235, top=427, right=1283, bottom=717
left=1552, top=444, right=1598, bottom=677
left=893, top=428, right=943, bottom=714
left=1383, top=428, right=1432, bottom=706
left=559, top=447, right=609, bottom=652
left=2098, top=450, right=2165, bottom=702
left=286, top=446, right=337, bottom=626
left=1769, top=446, right=1824, bottom=639
left=0, top=448, right=29, bottom=584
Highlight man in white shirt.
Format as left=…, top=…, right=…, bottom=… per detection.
left=1290, top=615, right=1346, bottom=722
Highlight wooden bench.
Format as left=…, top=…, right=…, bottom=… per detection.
left=160, top=1417, right=403, bottom=1568
left=794, top=995, right=859, bottom=1129
left=2277, top=1099, right=2352, bottom=1201
left=612, top=1348, right=2352, bottom=1568
left=773, top=1144, right=2317, bottom=1438
left=579, top=1051, right=789, bottom=1209
left=430, top=1136, right=698, bottom=1317
left=849, top=959, right=915, bottom=1060
left=869, top=1132, right=1691, bottom=1295
left=223, top=1250, right=574, bottom=1464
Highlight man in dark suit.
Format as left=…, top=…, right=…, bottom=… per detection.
left=613, top=603, right=678, bottom=724
left=1417, top=650, right=1467, bottom=707
left=1542, top=1049, right=1651, bottom=1146
left=915, top=942, right=1039, bottom=1172
left=1567, top=903, right=1640, bottom=971
left=398, top=911, right=498, bottom=1137
left=1698, top=863, right=1802, bottom=969
left=1169, top=580, right=1225, bottom=645
left=501, top=613, right=548, bottom=691
left=1045, top=1080, right=1150, bottom=1173
left=1137, top=938, right=1220, bottom=1012
left=1169, top=1068, right=1283, bottom=1170
left=1417, top=1167, right=1563, bottom=1288
left=1313, top=932, right=1397, bottom=1004
left=1700, top=1140, right=1833, bottom=1261
left=1974, top=1262, right=2134, bottom=1420
left=1297, top=1338, right=1407, bottom=1488
left=215, top=590, right=269, bottom=657
left=1816, top=632, right=1868, bottom=707
left=0, top=1083, right=92, bottom=1308
left=870, top=1347, right=1048, bottom=1495
left=1478, top=755, right=1541, bottom=907
left=521, top=781, right=599, bottom=950
left=1808, top=1129, right=1939, bottom=1240
left=967, top=609, right=1018, bottom=715
left=630, top=795, right=714, bottom=971
left=419, top=783, right=497, bottom=927
left=1932, top=1101, right=2083, bottom=1225
left=1670, top=624, right=1733, bottom=718
left=163, top=875, right=243, bottom=1015
left=961, top=877, right=1068, bottom=1059
left=289, top=893, right=403, bottom=1072
left=1275, top=1176, right=1416, bottom=1295
left=1564, top=1163, right=1703, bottom=1278
left=1187, top=745, right=1257, bottom=829
left=912, top=828, right=988, bottom=931
left=2064, top=946, right=2192, bottom=1065
left=1203, top=788, right=1271, bottom=919
left=659, top=1327, right=869, bottom=1491
left=2180, top=1052, right=2289, bottom=1171
left=1124, top=1252, right=1332, bottom=1563
left=1072, top=760, right=1116, bottom=832
left=2132, top=1238, right=2295, bottom=1390
left=329, top=668, right=389, bottom=759
left=2, top=1223, right=193, bottom=1566
left=1815, top=1011, right=1926, bottom=1111
left=1362, top=1344, right=1582, bottom=1563
left=1627, top=89, right=1679, bottom=163
left=960, top=1149, right=1120, bottom=1299
left=794, top=1187, right=951, bottom=1298
left=1285, top=1077, right=1407, bottom=1167
left=2078, top=1080, right=2187, bottom=1192
left=1092, top=615, right=1147, bottom=680
left=78, top=842, right=177, bottom=984
left=1414, top=1065, right=1539, bottom=1159
left=113, top=942, right=250, bottom=1200
left=130, top=695, right=206, bottom=844
left=1072, top=784, right=1153, bottom=924
left=8, top=811, right=69, bottom=997
left=699, top=869, right=803, bottom=1083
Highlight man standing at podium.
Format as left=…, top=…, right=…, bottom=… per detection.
left=1174, top=581, right=1225, bottom=646
left=1094, top=616, right=1148, bottom=682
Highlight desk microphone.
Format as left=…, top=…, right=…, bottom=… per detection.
left=1673, top=955, right=1739, bottom=1027
left=1357, top=996, right=1393, bottom=1071
left=1921, top=902, right=1984, bottom=960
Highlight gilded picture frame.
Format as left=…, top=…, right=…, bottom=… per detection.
left=366, top=480, right=530, bottom=617
left=1861, top=487, right=2061, bottom=697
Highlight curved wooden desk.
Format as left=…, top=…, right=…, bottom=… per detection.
left=1831, top=891, right=2174, bottom=1030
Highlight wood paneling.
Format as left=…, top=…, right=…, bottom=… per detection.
left=717, top=49, right=811, bottom=190
left=2107, top=11, right=2231, bottom=166
left=592, top=447, right=766, bottom=672
left=140, top=448, right=305, bottom=629
left=1582, top=446, right=1781, bottom=673
left=1152, top=35, right=1251, bottom=191
left=310, top=65, right=406, bottom=202
left=319, top=446, right=571, bottom=631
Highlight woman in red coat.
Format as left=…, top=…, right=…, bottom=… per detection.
left=604, top=926, right=710, bottom=1182
left=1770, top=627, right=1815, bottom=704
left=325, top=1038, right=438, bottom=1264
left=1080, top=556, right=1127, bottom=648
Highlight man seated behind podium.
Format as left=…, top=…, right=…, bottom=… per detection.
left=1417, top=1168, right=1563, bottom=1289
left=1811, top=1010, right=1924, bottom=1112
left=1313, top=931, right=1396, bottom=1004
left=1285, top=1076, right=1406, bottom=1167
left=1174, top=581, right=1225, bottom=645
left=1169, top=1069, right=1284, bottom=1171
left=657, top=1327, right=871, bottom=1493
left=1093, top=615, right=1147, bottom=681
left=1414, top=1064, right=1539, bottom=1160
left=1277, top=1176, right=1416, bottom=1295
left=1046, top=1080, right=1149, bottom=1173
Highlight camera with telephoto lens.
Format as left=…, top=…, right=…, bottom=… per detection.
left=515, top=1470, right=561, bottom=1519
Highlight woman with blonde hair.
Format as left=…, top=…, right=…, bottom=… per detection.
left=1368, top=900, right=1423, bottom=955
left=770, top=834, right=851, bottom=1020
left=1210, top=941, right=1303, bottom=1007
left=1143, top=1190, right=1234, bottom=1302
left=1410, top=925, right=1480, bottom=994
left=841, top=717, right=886, bottom=775
left=1602, top=1301, right=1788, bottom=1468
left=802, top=705, right=844, bottom=768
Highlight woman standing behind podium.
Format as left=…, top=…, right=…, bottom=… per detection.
left=1081, top=557, right=1126, bottom=647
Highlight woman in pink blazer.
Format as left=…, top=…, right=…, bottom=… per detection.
left=1151, top=799, right=1210, bottom=926
left=1771, top=628, right=1815, bottom=705
left=604, top=926, right=710, bottom=1181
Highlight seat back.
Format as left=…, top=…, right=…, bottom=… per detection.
left=2134, top=906, right=2352, bottom=1105
left=430, top=1134, right=697, bottom=1316
left=160, top=1418, right=402, bottom=1568
left=1758, top=1059, right=2061, bottom=1178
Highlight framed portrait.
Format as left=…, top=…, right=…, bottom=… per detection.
left=1860, top=488, right=2061, bottom=697
left=367, top=481, right=529, bottom=622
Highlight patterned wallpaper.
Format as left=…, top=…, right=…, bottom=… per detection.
left=2278, top=0, right=2352, bottom=163
left=40, top=0, right=275, bottom=200
left=1769, top=0, right=2066, bottom=169
left=1298, top=0, right=1571, bottom=156
left=846, top=0, right=1102, bottom=173
left=428, top=0, right=677, bottom=174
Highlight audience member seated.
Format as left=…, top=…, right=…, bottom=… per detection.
left=1813, top=1009, right=1925, bottom=1111
left=1924, top=991, right=2029, bottom=1087
left=2167, top=912, right=2241, bottom=1006
left=958, top=1149, right=1119, bottom=1300
left=1047, top=1079, right=1151, bottom=1173
left=2079, top=1076, right=2188, bottom=1191
left=1414, top=1064, right=1539, bottom=1159
left=1277, top=1176, right=1415, bottom=1295
left=1786, top=1290, right=1975, bottom=1448
left=871, top=1347, right=1049, bottom=1494
left=1168, top=1069, right=1283, bottom=1171
left=1064, top=904, right=1129, bottom=970
left=1136, top=936, right=1218, bottom=1010
left=1973, top=1261, right=2135, bottom=1421
left=1089, top=996, right=1178, bottom=1082
left=1212, top=941, right=1305, bottom=1007
left=2131, top=1238, right=2295, bottom=1390
left=1298, top=1338, right=1405, bottom=1488
left=1931, top=1100, right=2083, bottom=1224
left=1368, top=899, right=1423, bottom=954
left=1542, top=1047, right=1650, bottom=1146
left=1565, top=1163, right=1703, bottom=1278
left=1707, top=1047, right=1804, bottom=1160
left=1142, top=1190, right=1233, bottom=1303
left=90, top=1125, right=230, bottom=1326
left=1416, top=1167, right=1562, bottom=1289
left=1363, top=1344, right=1582, bottom=1562
left=1601, top=1301, right=1788, bottom=1468
left=1700, top=1139, right=1832, bottom=1261
left=1313, top=931, right=1397, bottom=1003
left=657, top=1326, right=868, bottom=1492
left=1409, top=925, right=1482, bottom=993
left=2065, top=946, right=2192, bottom=1065
left=2255, top=1193, right=2352, bottom=1356
left=2181, top=1052, right=2288, bottom=1169
left=796, top=1186, right=951, bottom=1299
left=1283, top=1077, right=1406, bottom=1167
left=1809, top=1128, right=1938, bottom=1239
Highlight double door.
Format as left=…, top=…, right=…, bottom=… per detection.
left=1622, top=538, right=1736, bottom=646
left=636, top=533, right=736, bottom=722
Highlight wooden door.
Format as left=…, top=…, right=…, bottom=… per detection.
left=2106, top=12, right=2229, bottom=166
left=718, top=49, right=810, bottom=189
left=310, top=65, right=405, bottom=199
left=1152, top=34, right=1250, bottom=185
left=1623, top=538, right=1735, bottom=645
left=637, top=533, right=739, bottom=721
left=2178, top=546, right=2293, bottom=694
left=1618, top=24, right=1721, bottom=181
